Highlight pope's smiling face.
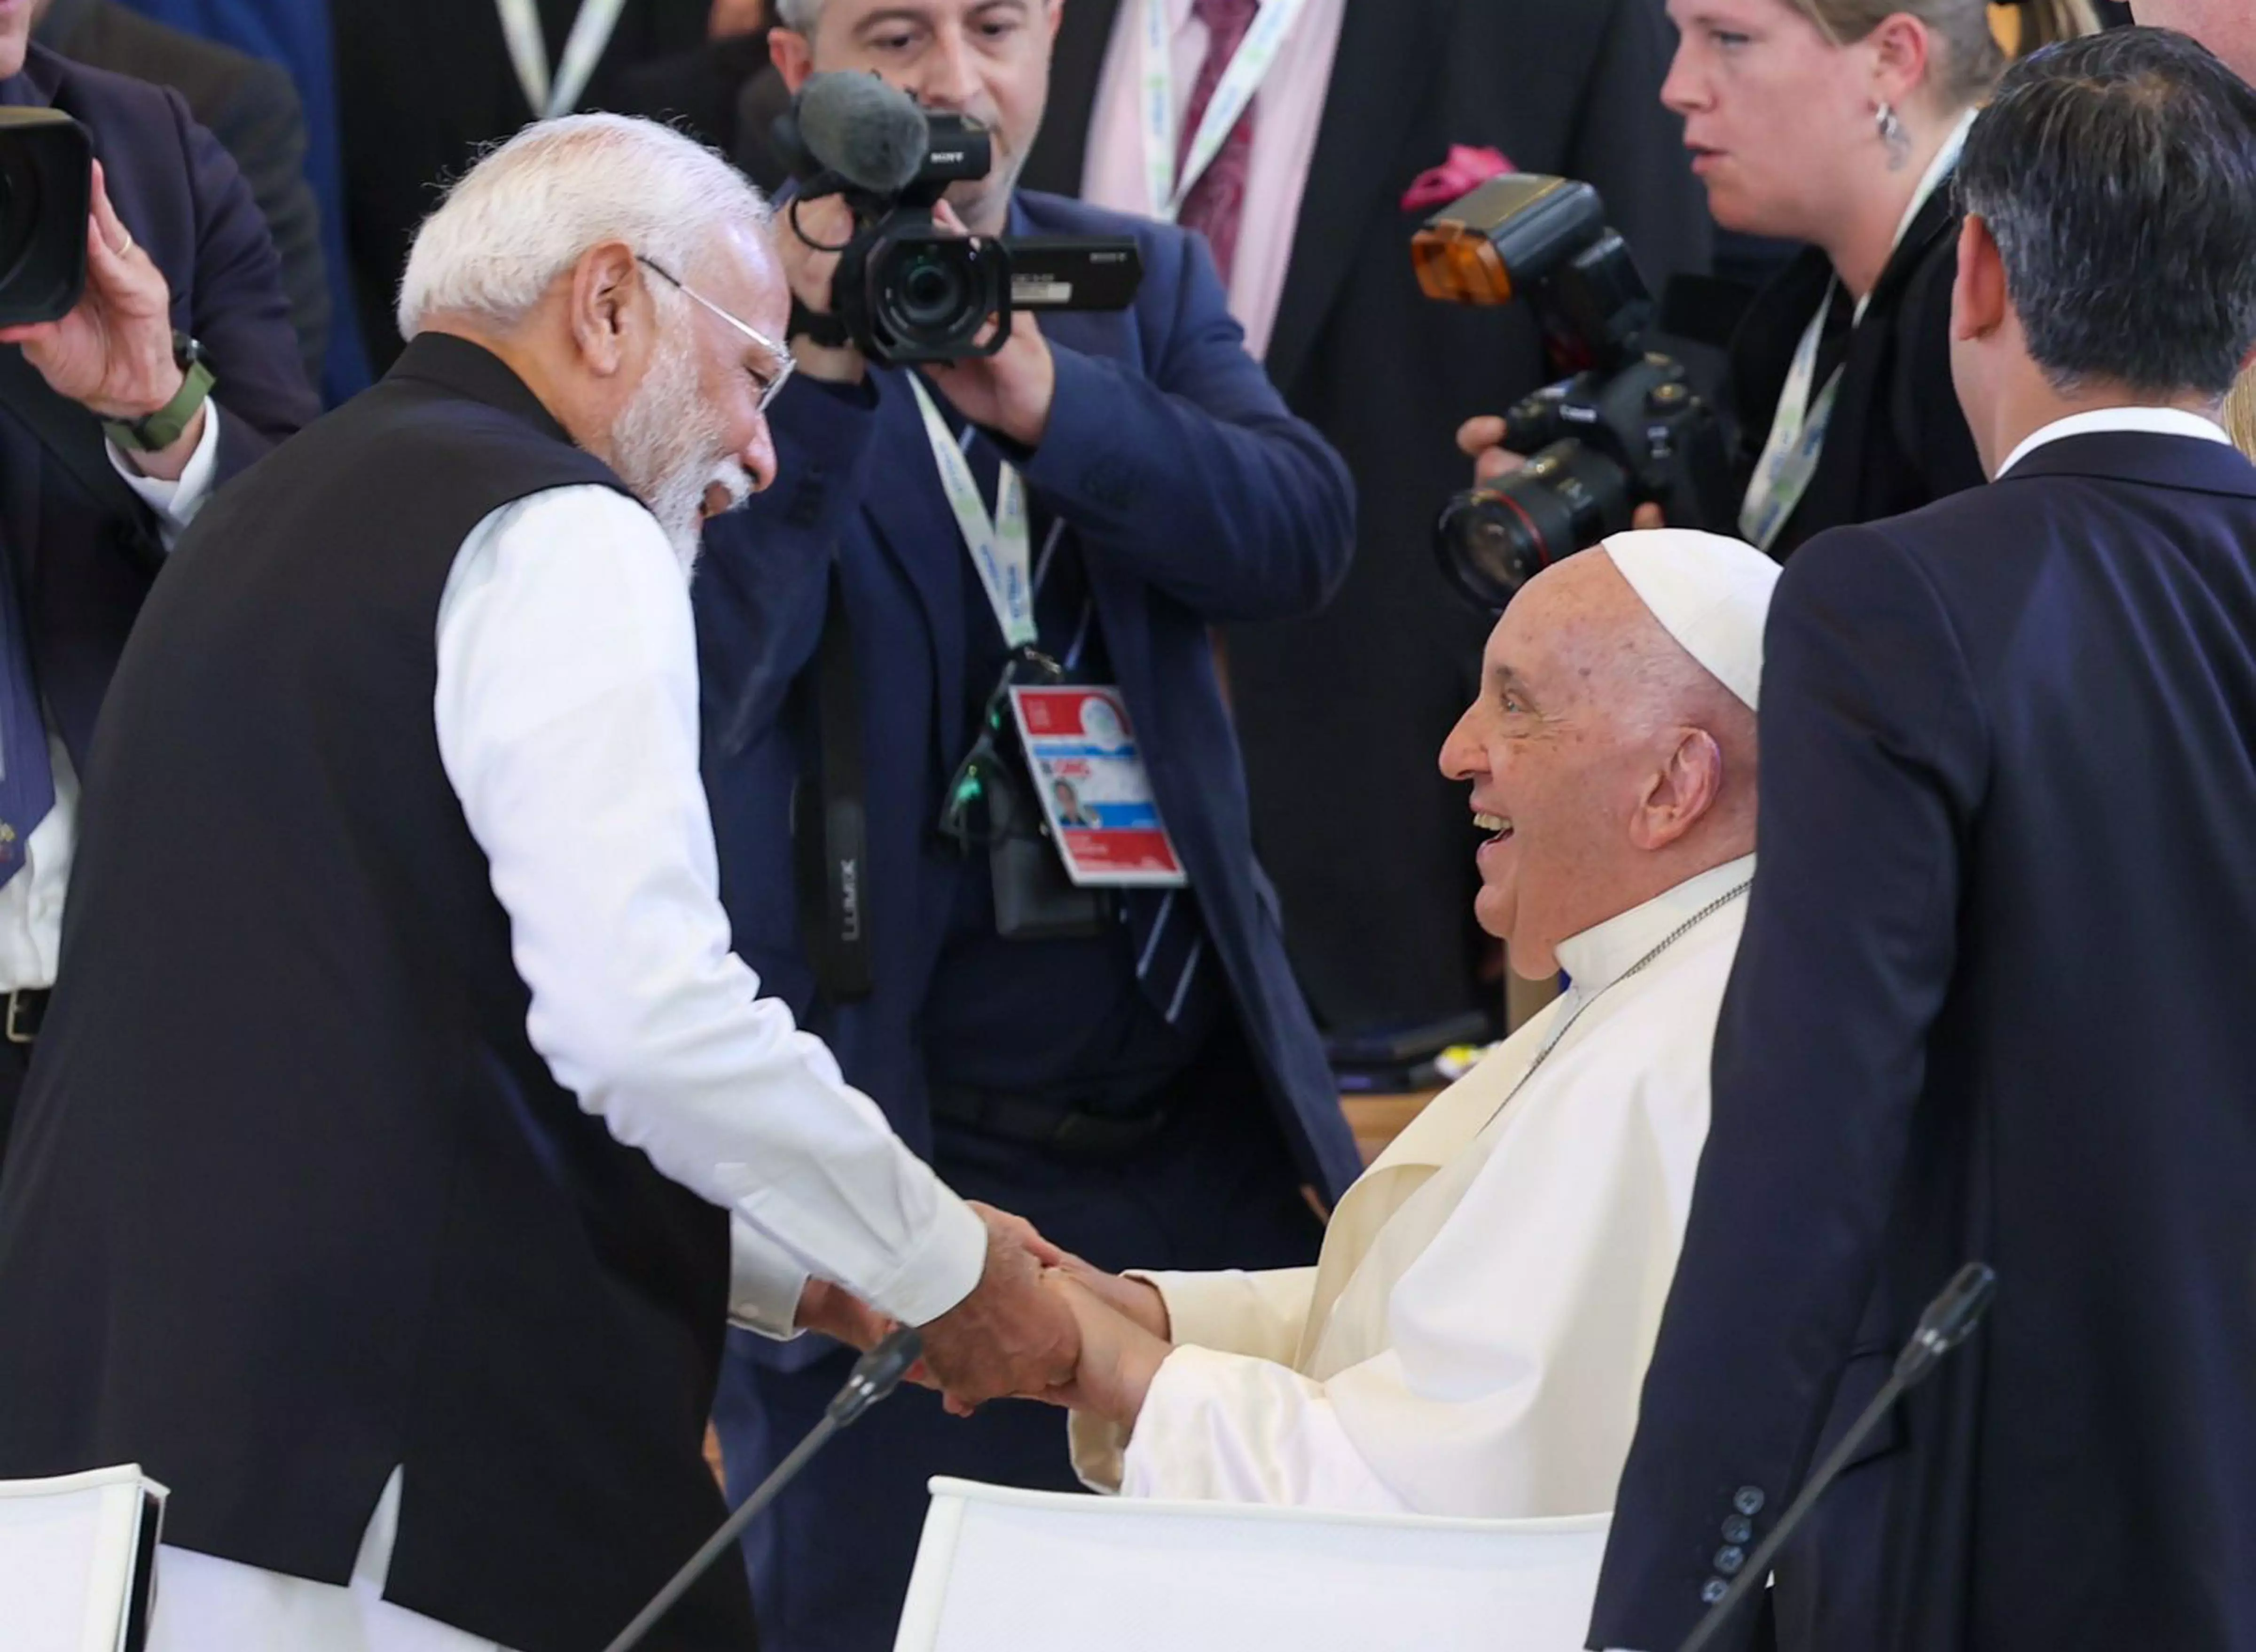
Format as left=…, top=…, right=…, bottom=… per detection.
left=1438, top=556, right=1721, bottom=979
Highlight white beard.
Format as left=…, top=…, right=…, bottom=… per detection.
left=610, top=327, right=753, bottom=574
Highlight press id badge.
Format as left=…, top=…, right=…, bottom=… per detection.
left=1008, top=685, right=1187, bottom=888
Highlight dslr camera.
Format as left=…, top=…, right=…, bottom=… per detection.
left=774, top=74, right=1143, bottom=366
left=1413, top=174, right=1733, bottom=608
left=0, top=108, right=92, bottom=329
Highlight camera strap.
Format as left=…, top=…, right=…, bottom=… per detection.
left=1138, top=0, right=1313, bottom=223
left=795, top=567, right=874, bottom=1001
left=907, top=377, right=1035, bottom=647
left=494, top=0, right=627, bottom=120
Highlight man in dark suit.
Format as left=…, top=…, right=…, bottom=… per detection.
left=36, top=0, right=330, bottom=384
left=1590, top=30, right=2256, bottom=1652
left=333, top=0, right=714, bottom=373
left=0, top=28, right=315, bottom=1170
left=1021, top=0, right=1711, bottom=1041
left=693, top=3, right=1363, bottom=1646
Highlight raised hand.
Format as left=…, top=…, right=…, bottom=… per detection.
left=916, top=1206, right=1081, bottom=1408
left=1033, top=1273, right=1173, bottom=1431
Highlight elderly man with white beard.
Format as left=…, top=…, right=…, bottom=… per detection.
left=1038, top=530, right=1779, bottom=1518
left=0, top=115, right=1079, bottom=1652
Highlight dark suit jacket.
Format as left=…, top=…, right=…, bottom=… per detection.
left=694, top=192, right=1366, bottom=1222
left=0, top=44, right=317, bottom=767
left=1021, top=0, right=1714, bottom=1034
left=40, top=0, right=331, bottom=385
left=1590, top=429, right=2256, bottom=1652
left=1729, top=186, right=1985, bottom=559
left=333, top=0, right=710, bottom=372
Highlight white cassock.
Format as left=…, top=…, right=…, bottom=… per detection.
left=1070, top=853, right=1755, bottom=1517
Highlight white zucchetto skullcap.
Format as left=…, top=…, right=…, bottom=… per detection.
left=1600, top=529, right=1782, bottom=712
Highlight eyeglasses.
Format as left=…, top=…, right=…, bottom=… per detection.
left=636, top=254, right=797, bottom=415
left=937, top=645, right=1063, bottom=852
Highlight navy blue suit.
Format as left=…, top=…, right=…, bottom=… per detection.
left=1590, top=429, right=2256, bottom=1652
left=695, top=191, right=1361, bottom=1651
left=0, top=43, right=314, bottom=763
left=0, top=44, right=313, bottom=1161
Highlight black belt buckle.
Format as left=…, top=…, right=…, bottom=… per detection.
left=5, top=987, right=48, bottom=1044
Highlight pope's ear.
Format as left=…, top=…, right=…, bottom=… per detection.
left=1630, top=728, right=1724, bottom=852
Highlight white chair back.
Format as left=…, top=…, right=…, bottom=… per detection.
left=894, top=1476, right=1610, bottom=1652
left=0, top=1465, right=166, bottom=1652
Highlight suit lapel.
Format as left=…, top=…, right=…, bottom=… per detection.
left=861, top=375, right=971, bottom=764
left=1263, top=0, right=1448, bottom=397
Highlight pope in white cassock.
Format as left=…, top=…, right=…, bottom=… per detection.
left=1037, top=528, right=1782, bottom=1516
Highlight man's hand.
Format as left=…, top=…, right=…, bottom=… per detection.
left=917, top=201, right=1056, bottom=449
left=917, top=1206, right=1081, bottom=1408
left=0, top=161, right=182, bottom=421
left=774, top=193, right=867, bottom=385
left=1033, top=1273, right=1172, bottom=1431
left=1048, top=1252, right=1170, bottom=1341
left=1455, top=412, right=1666, bottom=528
left=794, top=1277, right=895, bottom=1350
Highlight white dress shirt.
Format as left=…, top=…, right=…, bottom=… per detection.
left=142, top=480, right=990, bottom=1652
left=1996, top=404, right=2234, bottom=478
left=0, top=414, right=223, bottom=994
left=1080, top=0, right=1347, bottom=362
left=1071, top=856, right=1755, bottom=1515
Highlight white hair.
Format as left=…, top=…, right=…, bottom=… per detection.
left=396, top=113, right=770, bottom=340
left=773, top=0, right=823, bottom=29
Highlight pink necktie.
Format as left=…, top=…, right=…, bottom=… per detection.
left=1176, top=0, right=1261, bottom=287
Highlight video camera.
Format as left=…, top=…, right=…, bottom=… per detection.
left=773, top=74, right=1143, bottom=366
left=1413, top=174, right=1733, bottom=609
left=0, top=109, right=91, bottom=329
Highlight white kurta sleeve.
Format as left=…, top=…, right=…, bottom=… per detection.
left=1115, top=1041, right=1704, bottom=1516
left=433, top=485, right=987, bottom=1331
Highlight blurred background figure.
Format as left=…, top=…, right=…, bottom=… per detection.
left=100, top=0, right=368, bottom=402
left=33, top=0, right=330, bottom=387
left=332, top=0, right=716, bottom=372
left=1018, top=0, right=1714, bottom=1057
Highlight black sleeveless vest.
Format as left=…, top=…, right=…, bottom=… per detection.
left=0, top=336, right=748, bottom=1652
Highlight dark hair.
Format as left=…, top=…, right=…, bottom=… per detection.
left=1957, top=28, right=2256, bottom=399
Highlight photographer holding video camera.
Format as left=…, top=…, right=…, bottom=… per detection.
left=1453, top=0, right=2091, bottom=586
left=691, top=9, right=1362, bottom=1648
left=0, top=23, right=313, bottom=1172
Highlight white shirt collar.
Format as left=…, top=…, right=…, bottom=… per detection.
left=1997, top=407, right=2235, bottom=479
left=1551, top=853, right=1758, bottom=997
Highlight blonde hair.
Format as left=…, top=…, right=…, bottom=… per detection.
left=1785, top=0, right=2099, bottom=109
left=2227, top=368, right=2256, bottom=459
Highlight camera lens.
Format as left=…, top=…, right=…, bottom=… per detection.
left=1433, top=438, right=1634, bottom=609
left=897, top=249, right=967, bottom=329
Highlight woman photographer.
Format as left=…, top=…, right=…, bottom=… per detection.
left=1461, top=0, right=2093, bottom=557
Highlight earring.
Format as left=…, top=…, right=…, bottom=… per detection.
left=1875, top=101, right=1911, bottom=171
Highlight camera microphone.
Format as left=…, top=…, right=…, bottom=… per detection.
left=779, top=72, right=931, bottom=197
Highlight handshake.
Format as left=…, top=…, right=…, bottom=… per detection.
left=796, top=1203, right=1175, bottom=1430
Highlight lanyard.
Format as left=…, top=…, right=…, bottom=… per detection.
left=909, top=378, right=1036, bottom=648
left=1739, top=110, right=1976, bottom=550
left=494, top=0, right=628, bottom=120
left=1139, top=0, right=1310, bottom=222
left=1739, top=292, right=1843, bottom=552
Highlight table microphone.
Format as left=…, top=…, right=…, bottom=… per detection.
left=603, top=1326, right=925, bottom=1652
left=1671, top=1261, right=1997, bottom=1652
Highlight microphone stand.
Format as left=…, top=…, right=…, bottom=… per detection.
left=1672, top=1262, right=1998, bottom=1652
left=603, top=1327, right=925, bottom=1652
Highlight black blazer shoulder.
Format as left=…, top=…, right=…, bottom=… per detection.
left=1731, top=185, right=1985, bottom=556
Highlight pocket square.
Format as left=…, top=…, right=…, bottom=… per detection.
left=1402, top=145, right=1514, bottom=215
